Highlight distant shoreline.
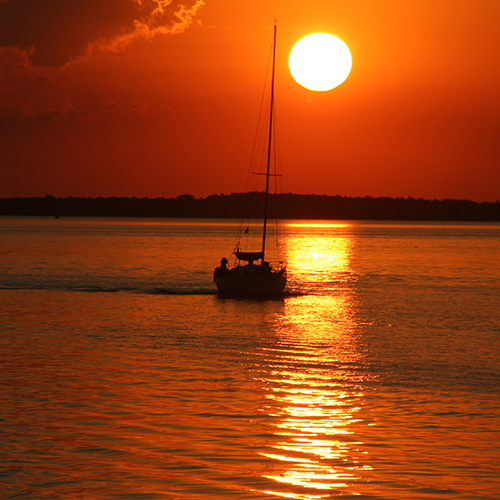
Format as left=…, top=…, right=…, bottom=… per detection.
left=1, top=193, right=499, bottom=221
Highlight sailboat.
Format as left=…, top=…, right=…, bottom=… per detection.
left=214, top=23, right=287, bottom=296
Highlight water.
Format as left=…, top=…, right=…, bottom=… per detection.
left=1, top=217, right=499, bottom=499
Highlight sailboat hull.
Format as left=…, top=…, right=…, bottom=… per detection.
left=215, top=272, right=286, bottom=296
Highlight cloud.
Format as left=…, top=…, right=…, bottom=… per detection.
left=0, top=0, right=205, bottom=67
left=0, top=94, right=178, bottom=125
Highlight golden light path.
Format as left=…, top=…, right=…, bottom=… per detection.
left=254, top=223, right=372, bottom=498
left=284, top=221, right=355, bottom=293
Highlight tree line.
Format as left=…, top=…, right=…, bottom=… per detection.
left=1, top=193, right=499, bottom=221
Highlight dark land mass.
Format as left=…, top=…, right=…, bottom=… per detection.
left=1, top=193, right=499, bottom=221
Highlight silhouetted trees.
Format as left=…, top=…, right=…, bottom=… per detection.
left=0, top=193, right=499, bottom=221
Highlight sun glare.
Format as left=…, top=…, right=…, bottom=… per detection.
left=289, top=33, right=352, bottom=91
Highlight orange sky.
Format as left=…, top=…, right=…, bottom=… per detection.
left=1, top=0, right=499, bottom=202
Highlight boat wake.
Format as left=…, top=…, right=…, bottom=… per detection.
left=0, top=284, right=219, bottom=296
left=148, top=288, right=218, bottom=296
left=0, top=283, right=309, bottom=298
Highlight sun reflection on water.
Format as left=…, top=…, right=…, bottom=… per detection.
left=254, top=225, right=371, bottom=498
left=282, top=221, right=356, bottom=294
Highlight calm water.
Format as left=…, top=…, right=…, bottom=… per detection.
left=1, top=217, right=499, bottom=500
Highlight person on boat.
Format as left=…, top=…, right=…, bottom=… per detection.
left=213, top=257, right=230, bottom=281
left=241, top=259, right=259, bottom=275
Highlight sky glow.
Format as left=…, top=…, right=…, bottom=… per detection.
left=0, top=0, right=498, bottom=202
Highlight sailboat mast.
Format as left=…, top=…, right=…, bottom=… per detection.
left=261, top=22, right=277, bottom=262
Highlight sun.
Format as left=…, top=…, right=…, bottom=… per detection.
left=289, top=33, right=352, bottom=91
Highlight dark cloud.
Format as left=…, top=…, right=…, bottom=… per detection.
left=0, top=95, right=170, bottom=125
left=0, top=0, right=204, bottom=67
